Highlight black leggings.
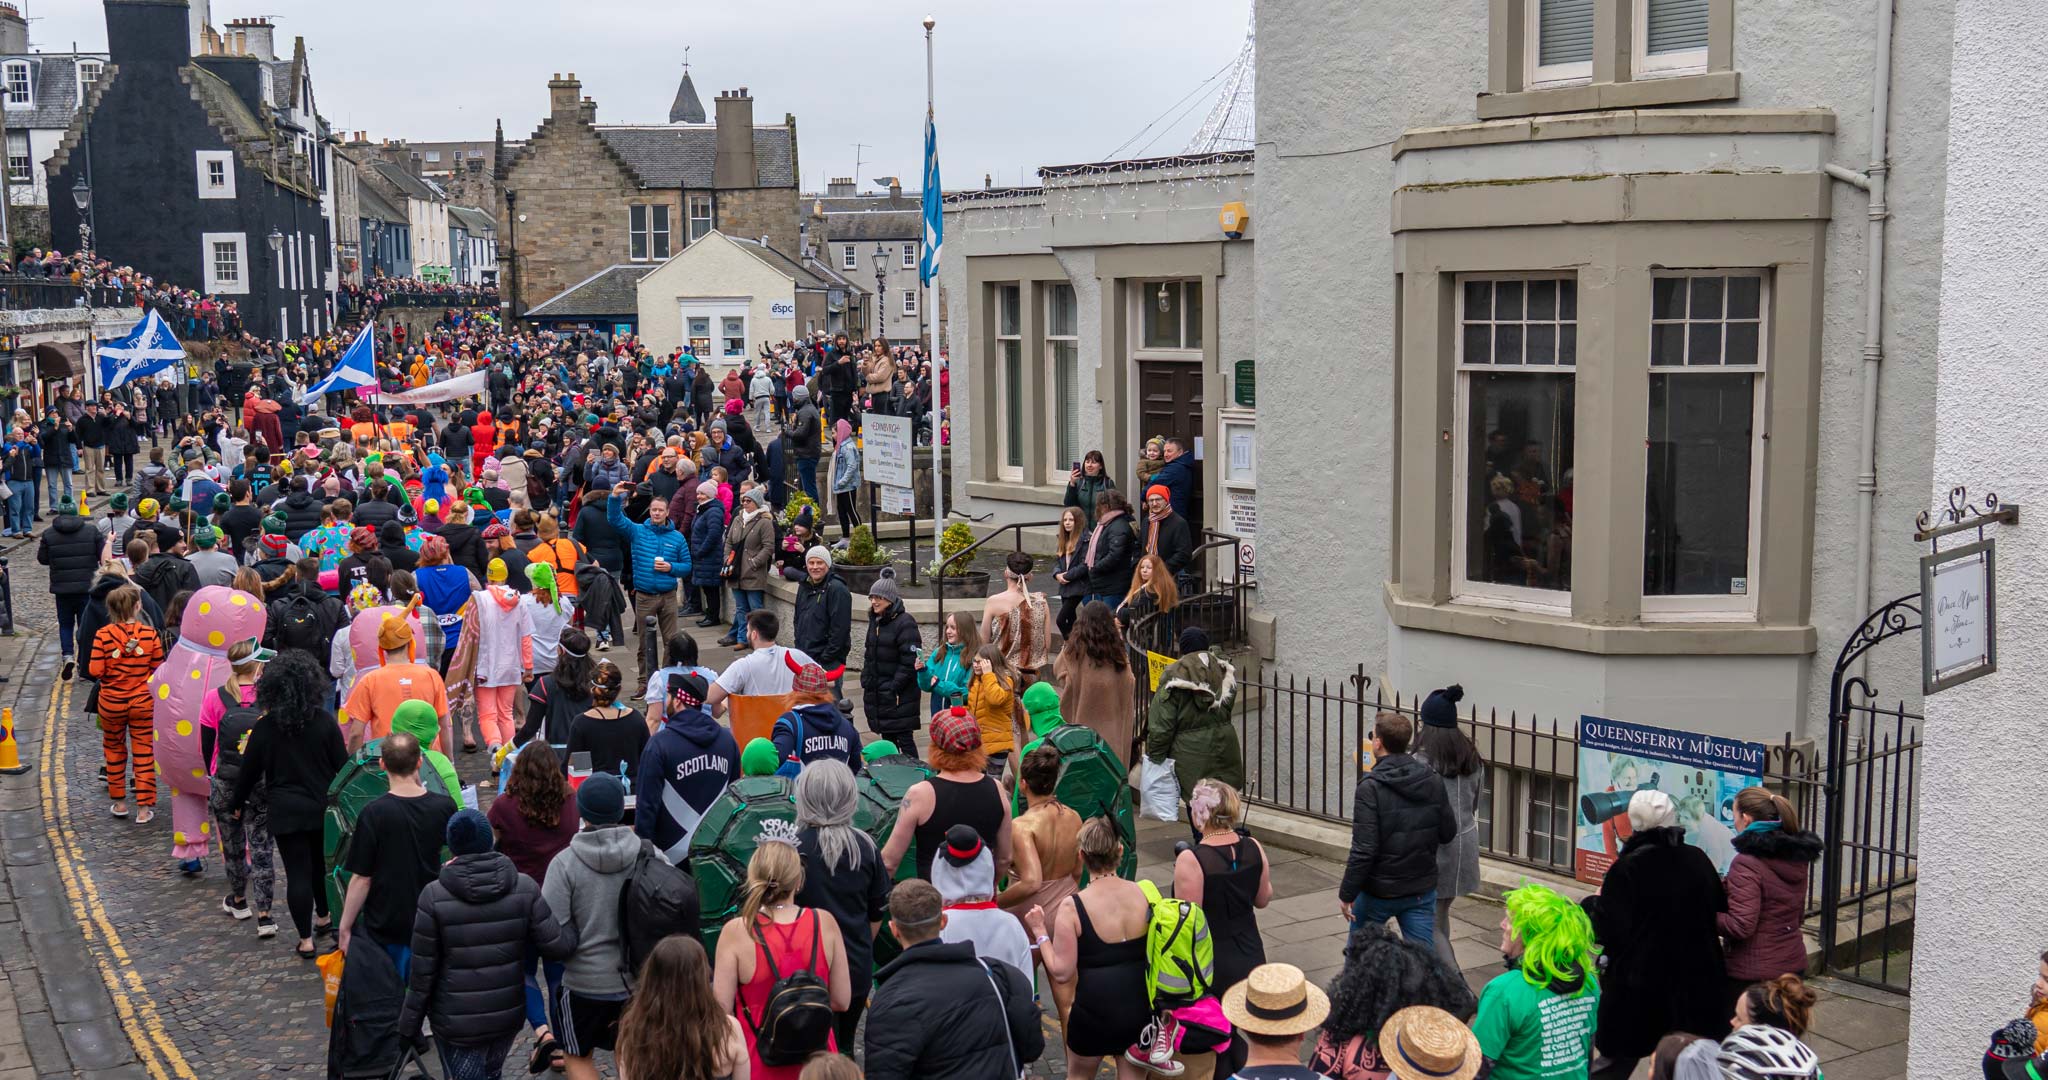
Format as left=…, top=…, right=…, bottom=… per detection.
left=1056, top=594, right=1082, bottom=639
left=273, top=828, right=329, bottom=940
left=696, top=584, right=722, bottom=621
left=835, top=492, right=861, bottom=539
left=111, top=453, right=134, bottom=484
left=834, top=993, right=869, bottom=1056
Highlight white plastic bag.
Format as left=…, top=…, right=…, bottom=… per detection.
left=1139, top=755, right=1181, bottom=821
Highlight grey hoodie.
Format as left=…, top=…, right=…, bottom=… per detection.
left=541, top=824, right=642, bottom=995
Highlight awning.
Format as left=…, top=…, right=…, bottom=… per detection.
left=30, top=342, right=83, bottom=380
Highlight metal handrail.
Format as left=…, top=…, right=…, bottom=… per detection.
left=932, top=519, right=1061, bottom=637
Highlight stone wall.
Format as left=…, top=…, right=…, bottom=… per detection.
left=715, top=187, right=801, bottom=261
left=498, top=117, right=640, bottom=309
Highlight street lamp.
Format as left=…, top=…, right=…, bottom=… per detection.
left=71, top=176, right=92, bottom=252
left=872, top=244, right=888, bottom=339
left=267, top=227, right=285, bottom=255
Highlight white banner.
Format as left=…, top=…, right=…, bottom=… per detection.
left=354, top=369, right=491, bottom=406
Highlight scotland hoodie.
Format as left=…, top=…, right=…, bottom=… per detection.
left=633, top=707, right=741, bottom=863
left=771, top=702, right=859, bottom=774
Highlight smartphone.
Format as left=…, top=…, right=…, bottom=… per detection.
left=1071, top=461, right=1082, bottom=474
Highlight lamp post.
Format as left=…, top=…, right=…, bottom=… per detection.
left=70, top=176, right=92, bottom=253
left=871, top=243, right=887, bottom=342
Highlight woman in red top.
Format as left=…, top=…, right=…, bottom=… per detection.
left=712, top=837, right=851, bottom=1078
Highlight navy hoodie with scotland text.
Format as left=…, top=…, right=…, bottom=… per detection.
left=634, top=706, right=741, bottom=863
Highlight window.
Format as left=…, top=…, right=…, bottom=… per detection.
left=722, top=316, right=746, bottom=358
left=995, top=284, right=1023, bottom=480
left=424, top=150, right=441, bottom=163
left=687, top=316, right=711, bottom=356
left=4, top=132, right=26, bottom=183
left=78, top=60, right=102, bottom=98
left=902, top=243, right=915, bottom=269
left=2, top=62, right=27, bottom=106
left=688, top=195, right=712, bottom=243
left=201, top=232, right=248, bottom=295
left=1046, top=283, right=1081, bottom=472
left=206, top=160, right=226, bottom=188
left=1140, top=280, right=1202, bottom=352
left=1455, top=275, right=1577, bottom=606
left=1525, top=0, right=1594, bottom=86
left=902, top=289, right=917, bottom=316
left=1635, top=0, right=1710, bottom=77
left=1643, top=272, right=1766, bottom=612
left=841, top=245, right=856, bottom=271
left=629, top=204, right=671, bottom=260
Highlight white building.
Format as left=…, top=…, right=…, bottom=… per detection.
left=635, top=230, right=831, bottom=366
left=0, top=3, right=106, bottom=214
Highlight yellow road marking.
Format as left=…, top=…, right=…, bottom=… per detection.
left=40, top=678, right=198, bottom=1080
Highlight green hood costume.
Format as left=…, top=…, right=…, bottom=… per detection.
left=390, top=698, right=462, bottom=799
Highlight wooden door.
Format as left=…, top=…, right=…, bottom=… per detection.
left=1137, top=360, right=1205, bottom=529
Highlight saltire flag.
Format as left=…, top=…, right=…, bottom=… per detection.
left=302, top=324, right=377, bottom=400
left=95, top=309, right=186, bottom=390
left=919, top=111, right=942, bottom=287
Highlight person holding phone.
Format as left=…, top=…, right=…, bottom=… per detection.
left=1061, top=450, right=1115, bottom=530
left=605, top=481, right=690, bottom=654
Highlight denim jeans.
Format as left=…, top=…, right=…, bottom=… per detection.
left=796, top=460, right=821, bottom=505
left=730, top=588, right=764, bottom=642
left=55, top=594, right=86, bottom=658
left=44, top=467, right=71, bottom=511
left=1351, top=889, right=1437, bottom=948
left=436, top=1034, right=516, bottom=1080
left=6, top=488, right=29, bottom=534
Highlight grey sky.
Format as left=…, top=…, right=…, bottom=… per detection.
left=35, top=0, right=1251, bottom=194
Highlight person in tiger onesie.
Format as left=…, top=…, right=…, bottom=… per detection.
left=88, top=584, right=164, bottom=823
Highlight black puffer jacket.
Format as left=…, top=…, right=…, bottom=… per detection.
left=864, top=940, right=1044, bottom=1080
left=132, top=553, right=199, bottom=618
left=862, top=596, right=922, bottom=736
left=352, top=497, right=399, bottom=531
left=1082, top=512, right=1138, bottom=597
left=37, top=514, right=101, bottom=596
left=396, top=852, right=577, bottom=1045
left=278, top=489, right=324, bottom=541
left=1337, top=752, right=1456, bottom=903
left=789, top=570, right=852, bottom=668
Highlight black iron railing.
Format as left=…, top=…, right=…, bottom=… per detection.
left=932, top=519, right=1061, bottom=634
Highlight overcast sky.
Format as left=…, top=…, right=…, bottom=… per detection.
left=34, top=0, right=1252, bottom=193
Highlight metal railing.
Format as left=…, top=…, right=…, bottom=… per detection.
left=932, top=519, right=1060, bottom=634
left=0, top=276, right=95, bottom=311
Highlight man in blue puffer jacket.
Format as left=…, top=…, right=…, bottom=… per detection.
left=607, top=485, right=689, bottom=657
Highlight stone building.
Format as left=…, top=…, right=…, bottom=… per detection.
left=496, top=70, right=800, bottom=319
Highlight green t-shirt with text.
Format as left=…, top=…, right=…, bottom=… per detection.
left=1470, top=967, right=1600, bottom=1080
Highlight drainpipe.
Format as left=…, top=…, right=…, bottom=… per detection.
left=1836, top=0, right=1896, bottom=688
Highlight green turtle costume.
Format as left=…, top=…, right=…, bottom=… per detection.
left=1014, top=681, right=1138, bottom=880
left=321, top=699, right=462, bottom=912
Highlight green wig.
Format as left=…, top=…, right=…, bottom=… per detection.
left=1503, top=883, right=1598, bottom=994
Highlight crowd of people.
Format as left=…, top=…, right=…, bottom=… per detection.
left=13, top=287, right=1978, bottom=1080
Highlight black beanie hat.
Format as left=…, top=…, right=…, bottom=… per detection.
left=1421, top=684, right=1465, bottom=729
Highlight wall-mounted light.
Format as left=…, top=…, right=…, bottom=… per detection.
left=267, top=227, right=285, bottom=254
left=1157, top=282, right=1171, bottom=313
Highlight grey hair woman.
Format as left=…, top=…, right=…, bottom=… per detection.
left=792, top=760, right=890, bottom=1051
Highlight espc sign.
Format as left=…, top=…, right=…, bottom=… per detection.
left=769, top=300, right=796, bottom=320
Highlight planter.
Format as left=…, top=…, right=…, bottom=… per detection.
left=927, top=569, right=991, bottom=600
left=834, top=563, right=891, bottom=594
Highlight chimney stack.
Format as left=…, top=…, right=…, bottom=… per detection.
left=0, top=5, right=27, bottom=56
left=713, top=88, right=757, bottom=189
left=548, top=73, right=581, bottom=122
left=227, top=16, right=275, bottom=60
left=826, top=177, right=856, bottom=197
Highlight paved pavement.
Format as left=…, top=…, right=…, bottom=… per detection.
left=0, top=478, right=1912, bottom=1079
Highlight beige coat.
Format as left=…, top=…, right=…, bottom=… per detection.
left=863, top=354, right=896, bottom=395
left=725, top=507, right=777, bottom=590
left=1054, top=646, right=1140, bottom=770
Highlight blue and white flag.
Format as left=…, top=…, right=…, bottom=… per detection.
left=919, top=111, right=942, bottom=287
left=95, top=309, right=186, bottom=391
left=302, top=324, right=377, bottom=400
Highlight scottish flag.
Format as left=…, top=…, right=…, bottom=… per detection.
left=302, top=324, right=376, bottom=399
left=919, top=111, right=942, bottom=287
left=95, top=309, right=186, bottom=390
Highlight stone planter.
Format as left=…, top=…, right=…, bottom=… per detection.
left=927, top=569, right=991, bottom=600
left=834, top=563, right=891, bottom=594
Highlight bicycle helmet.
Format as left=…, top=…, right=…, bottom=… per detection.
left=1718, top=1025, right=1821, bottom=1080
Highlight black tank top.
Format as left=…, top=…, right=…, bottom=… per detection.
left=914, top=775, right=1004, bottom=880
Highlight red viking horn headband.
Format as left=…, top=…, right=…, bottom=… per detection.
left=783, top=652, right=844, bottom=681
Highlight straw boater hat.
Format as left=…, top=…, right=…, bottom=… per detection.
left=1378, top=1005, right=1483, bottom=1080
left=1220, top=963, right=1329, bottom=1039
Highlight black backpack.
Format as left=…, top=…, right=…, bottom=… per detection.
left=209, top=685, right=262, bottom=790
left=615, top=844, right=702, bottom=988
left=737, top=909, right=834, bottom=1066
left=273, top=591, right=327, bottom=655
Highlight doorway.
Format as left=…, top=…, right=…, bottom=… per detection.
left=1137, top=359, right=1204, bottom=530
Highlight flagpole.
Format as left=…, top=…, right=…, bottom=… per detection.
left=923, top=13, right=943, bottom=531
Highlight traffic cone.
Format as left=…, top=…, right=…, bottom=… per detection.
left=0, top=707, right=29, bottom=774
left=77, top=489, right=88, bottom=518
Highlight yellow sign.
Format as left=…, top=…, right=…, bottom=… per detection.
left=1146, top=650, right=1174, bottom=692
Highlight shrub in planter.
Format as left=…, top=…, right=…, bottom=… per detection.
left=835, top=524, right=887, bottom=566
left=781, top=490, right=822, bottom=533
left=934, top=522, right=976, bottom=577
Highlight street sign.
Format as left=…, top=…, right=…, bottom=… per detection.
left=880, top=484, right=915, bottom=516
left=1922, top=538, right=1996, bottom=694
left=862, top=413, right=914, bottom=489
left=1233, top=358, right=1255, bottom=408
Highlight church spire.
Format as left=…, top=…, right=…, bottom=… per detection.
left=670, top=51, right=705, bottom=124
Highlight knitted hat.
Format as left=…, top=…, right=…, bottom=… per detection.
left=1022, top=681, right=1063, bottom=737
left=191, top=526, right=219, bottom=549
left=1145, top=484, right=1172, bottom=505
left=445, top=809, right=494, bottom=856
left=724, top=397, right=744, bottom=415
left=212, top=492, right=232, bottom=514
left=741, top=737, right=781, bottom=777
left=109, top=493, right=128, bottom=511
left=869, top=567, right=900, bottom=605
left=792, top=384, right=810, bottom=403
left=696, top=480, right=718, bottom=499
left=930, top=706, right=981, bottom=753
left=487, top=558, right=508, bottom=583
left=424, top=498, right=440, bottom=514
left=795, top=504, right=815, bottom=530
left=576, top=772, right=627, bottom=825
left=262, top=513, right=288, bottom=534
left=1420, top=684, right=1465, bottom=729
left=1178, top=625, right=1210, bottom=654
left=137, top=498, right=160, bottom=519
left=419, top=534, right=450, bottom=562
left=349, top=525, right=377, bottom=553
left=260, top=532, right=289, bottom=556
left=481, top=520, right=511, bottom=540
left=739, top=486, right=763, bottom=508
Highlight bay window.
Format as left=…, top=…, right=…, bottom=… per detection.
left=1643, top=272, right=1765, bottom=612
left=1456, top=275, right=1577, bottom=605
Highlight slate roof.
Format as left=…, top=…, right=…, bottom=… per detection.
left=669, top=71, right=705, bottom=125
left=355, top=180, right=408, bottom=225
left=525, top=264, right=656, bottom=318
left=371, top=161, right=447, bottom=203
left=447, top=206, right=495, bottom=234
left=179, top=64, right=315, bottom=196
left=593, top=126, right=795, bottom=189
left=821, top=208, right=919, bottom=242
left=2, top=53, right=105, bottom=131
left=815, top=193, right=919, bottom=214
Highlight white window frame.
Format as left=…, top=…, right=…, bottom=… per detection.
left=902, top=289, right=918, bottom=316
left=1450, top=271, right=1578, bottom=614
left=1640, top=270, right=1768, bottom=619
left=1632, top=0, right=1710, bottom=79
left=994, top=283, right=1024, bottom=482
left=1, top=61, right=27, bottom=107
left=1132, top=279, right=1203, bottom=360
left=720, top=313, right=748, bottom=359
left=201, top=232, right=249, bottom=295
left=78, top=60, right=103, bottom=99
left=1043, top=282, right=1081, bottom=479
left=901, top=242, right=915, bottom=269
left=628, top=204, right=652, bottom=261
left=650, top=203, right=672, bottom=260
left=840, top=244, right=856, bottom=271
left=1523, top=0, right=1595, bottom=89
left=4, top=131, right=28, bottom=184
left=688, top=195, right=712, bottom=243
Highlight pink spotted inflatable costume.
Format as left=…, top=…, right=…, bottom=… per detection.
left=149, top=585, right=266, bottom=867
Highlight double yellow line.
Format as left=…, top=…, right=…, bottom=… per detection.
left=38, top=678, right=197, bottom=1080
